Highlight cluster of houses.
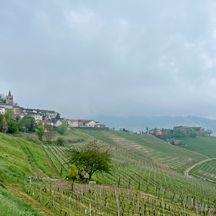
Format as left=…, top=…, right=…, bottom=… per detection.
left=0, top=91, right=106, bottom=129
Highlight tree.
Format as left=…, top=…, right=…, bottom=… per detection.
left=68, top=141, right=112, bottom=180
left=56, top=137, right=64, bottom=146
left=68, top=164, right=79, bottom=191
left=4, top=109, right=14, bottom=123
left=43, top=124, right=54, bottom=143
left=36, top=125, right=44, bottom=141
left=56, top=124, right=67, bottom=135
left=7, top=119, right=18, bottom=134
left=18, top=116, right=36, bottom=132
left=0, top=114, right=7, bottom=132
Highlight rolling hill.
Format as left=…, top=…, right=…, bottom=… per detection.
left=1, top=129, right=216, bottom=215
left=177, top=136, right=216, bottom=183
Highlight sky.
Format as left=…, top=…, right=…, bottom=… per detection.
left=1, top=0, right=216, bottom=119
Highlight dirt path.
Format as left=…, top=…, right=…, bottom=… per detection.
left=184, top=158, right=216, bottom=178
left=8, top=186, right=54, bottom=216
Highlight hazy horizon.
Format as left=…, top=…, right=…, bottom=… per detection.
left=1, top=1, right=216, bottom=119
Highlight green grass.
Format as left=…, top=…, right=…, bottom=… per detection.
left=0, top=186, right=41, bottom=216
left=0, top=132, right=58, bottom=183
left=179, top=136, right=216, bottom=158
left=190, top=159, right=216, bottom=182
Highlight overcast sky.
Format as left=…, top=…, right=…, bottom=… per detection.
left=1, top=0, right=216, bottom=118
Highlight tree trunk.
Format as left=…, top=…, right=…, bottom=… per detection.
left=71, top=180, right=75, bottom=191
left=88, top=171, right=93, bottom=181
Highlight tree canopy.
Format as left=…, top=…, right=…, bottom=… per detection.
left=68, top=141, right=112, bottom=180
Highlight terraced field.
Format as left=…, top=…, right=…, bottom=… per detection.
left=178, top=136, right=216, bottom=183
left=45, top=128, right=216, bottom=207
left=190, top=159, right=216, bottom=183
left=179, top=136, right=216, bottom=157
left=1, top=129, right=216, bottom=215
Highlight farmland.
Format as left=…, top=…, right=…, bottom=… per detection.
left=178, top=136, right=216, bottom=183
left=179, top=136, right=216, bottom=158
left=1, top=129, right=216, bottom=215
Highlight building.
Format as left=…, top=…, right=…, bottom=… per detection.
left=150, top=128, right=162, bottom=137
left=0, top=91, right=14, bottom=106
left=20, top=108, right=60, bottom=122
left=0, top=107, right=6, bottom=114
left=67, top=119, right=106, bottom=128
left=85, top=120, right=106, bottom=128
left=5, top=91, right=13, bottom=105
left=67, top=119, right=90, bottom=128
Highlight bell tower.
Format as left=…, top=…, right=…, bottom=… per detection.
left=6, top=91, right=13, bottom=105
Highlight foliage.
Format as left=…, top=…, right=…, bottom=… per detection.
left=36, top=125, right=44, bottom=141
left=7, top=119, right=18, bottom=134
left=0, top=114, right=7, bottom=132
left=18, top=117, right=36, bottom=132
left=160, top=127, right=211, bottom=141
left=68, top=164, right=79, bottom=191
left=68, top=141, right=112, bottom=180
left=4, top=109, right=14, bottom=122
left=56, top=124, right=67, bottom=135
left=56, top=137, right=64, bottom=146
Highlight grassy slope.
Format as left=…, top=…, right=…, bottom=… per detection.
left=0, top=187, right=41, bottom=216
left=1, top=129, right=216, bottom=214
left=190, top=159, right=216, bottom=182
left=0, top=133, right=59, bottom=215
left=179, top=136, right=216, bottom=157
left=178, top=136, right=216, bottom=182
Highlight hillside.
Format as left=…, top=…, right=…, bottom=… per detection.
left=178, top=136, right=216, bottom=157
left=46, top=129, right=216, bottom=203
left=177, top=136, right=216, bottom=183
left=0, top=133, right=59, bottom=185
left=1, top=129, right=216, bottom=215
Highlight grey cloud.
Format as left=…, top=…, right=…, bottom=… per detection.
left=1, top=0, right=216, bottom=118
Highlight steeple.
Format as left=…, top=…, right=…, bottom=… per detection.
left=6, top=90, right=13, bottom=106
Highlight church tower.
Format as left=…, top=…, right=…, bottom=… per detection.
left=6, top=91, right=13, bottom=105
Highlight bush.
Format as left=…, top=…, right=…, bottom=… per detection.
left=56, top=124, right=67, bottom=135
left=7, top=120, right=18, bottom=134
left=56, top=137, right=64, bottom=146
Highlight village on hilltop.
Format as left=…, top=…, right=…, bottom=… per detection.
left=0, top=91, right=106, bottom=129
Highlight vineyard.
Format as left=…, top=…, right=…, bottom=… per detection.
left=23, top=179, right=214, bottom=216
left=190, top=159, right=216, bottom=183
left=1, top=129, right=216, bottom=215
left=40, top=128, right=216, bottom=215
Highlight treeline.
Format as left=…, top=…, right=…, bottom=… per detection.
left=0, top=110, right=35, bottom=134
left=160, top=127, right=212, bottom=142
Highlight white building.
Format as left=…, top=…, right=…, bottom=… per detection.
left=85, top=120, right=97, bottom=127
left=0, top=107, right=6, bottom=114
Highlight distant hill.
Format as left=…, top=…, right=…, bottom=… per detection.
left=95, top=115, right=216, bottom=132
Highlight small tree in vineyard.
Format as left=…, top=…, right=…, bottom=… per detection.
left=68, top=164, right=79, bottom=191
left=36, top=124, right=45, bottom=141
left=68, top=140, right=112, bottom=180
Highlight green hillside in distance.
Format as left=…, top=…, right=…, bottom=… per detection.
left=178, top=136, right=216, bottom=158
left=176, top=136, right=216, bottom=183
